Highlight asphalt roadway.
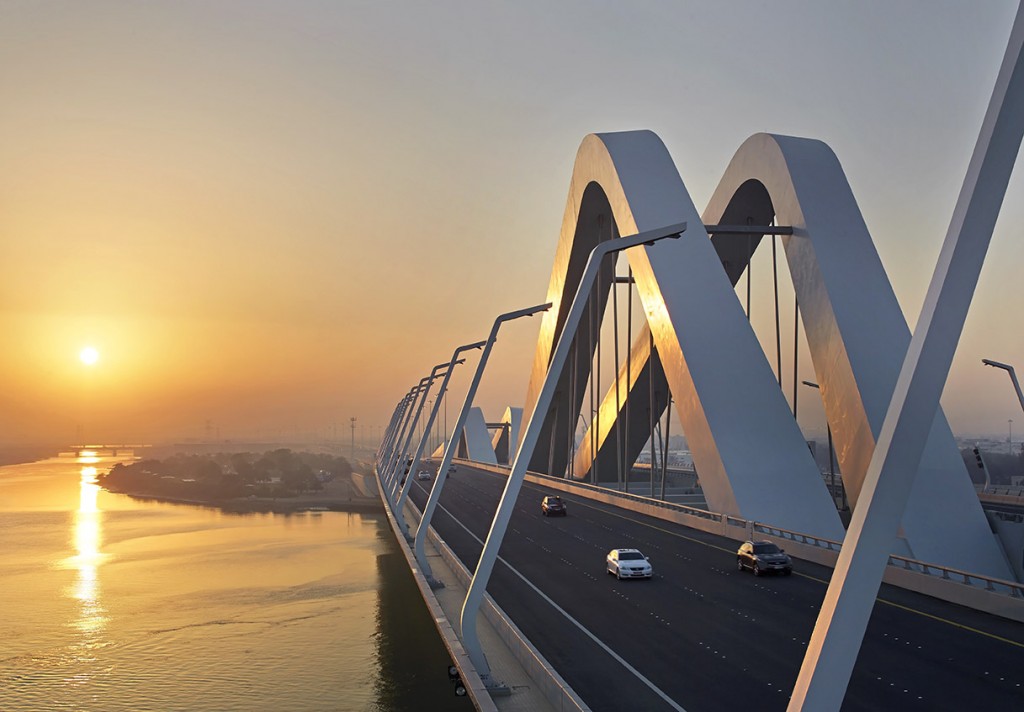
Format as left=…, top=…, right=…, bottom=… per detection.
left=408, top=462, right=1024, bottom=711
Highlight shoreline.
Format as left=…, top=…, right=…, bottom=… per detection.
left=0, top=446, right=61, bottom=468
left=104, top=488, right=384, bottom=515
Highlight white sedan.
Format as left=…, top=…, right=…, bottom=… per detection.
left=416, top=470, right=432, bottom=480
left=606, top=548, right=653, bottom=580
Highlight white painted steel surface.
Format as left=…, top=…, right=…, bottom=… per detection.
left=459, top=407, right=498, bottom=465
left=490, top=406, right=522, bottom=464
left=523, top=130, right=845, bottom=539
left=703, top=132, right=1010, bottom=577
left=790, top=4, right=1024, bottom=708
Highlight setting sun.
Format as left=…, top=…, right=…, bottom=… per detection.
left=79, top=346, right=99, bottom=366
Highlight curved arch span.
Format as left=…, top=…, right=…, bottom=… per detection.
left=555, top=131, right=1008, bottom=578
left=706, top=133, right=1007, bottom=576
left=522, top=130, right=845, bottom=540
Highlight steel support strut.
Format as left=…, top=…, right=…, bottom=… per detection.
left=789, top=5, right=1024, bottom=709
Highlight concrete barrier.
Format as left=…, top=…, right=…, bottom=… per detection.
left=383, top=463, right=588, bottom=711
left=375, top=472, right=496, bottom=711
left=424, top=525, right=588, bottom=712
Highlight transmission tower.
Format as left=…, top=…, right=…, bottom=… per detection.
left=350, top=417, right=357, bottom=463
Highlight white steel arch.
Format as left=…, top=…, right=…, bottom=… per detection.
left=577, top=132, right=1010, bottom=577
left=705, top=133, right=1009, bottom=577
left=522, top=130, right=845, bottom=539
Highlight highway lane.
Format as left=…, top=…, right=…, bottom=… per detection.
left=408, top=463, right=1024, bottom=711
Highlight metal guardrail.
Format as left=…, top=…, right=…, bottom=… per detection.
left=886, top=554, right=1024, bottom=597
left=976, top=483, right=1024, bottom=497
left=532, top=470, right=723, bottom=522
left=519, top=465, right=1024, bottom=601
left=754, top=523, right=1024, bottom=598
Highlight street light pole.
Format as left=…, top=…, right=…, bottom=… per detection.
left=414, top=305, right=551, bottom=581
left=459, top=222, right=685, bottom=682
left=378, top=393, right=412, bottom=473
left=350, top=416, right=357, bottom=464
left=386, top=363, right=451, bottom=500
left=382, top=382, right=428, bottom=494
left=384, top=379, right=435, bottom=496
left=982, top=358, right=1024, bottom=414
left=393, top=349, right=477, bottom=535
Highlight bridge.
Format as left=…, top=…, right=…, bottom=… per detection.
left=374, top=7, right=1024, bottom=710
left=65, top=444, right=152, bottom=458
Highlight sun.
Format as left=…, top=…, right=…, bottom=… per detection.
left=79, top=346, right=100, bottom=366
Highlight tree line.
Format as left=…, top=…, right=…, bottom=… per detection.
left=100, top=448, right=353, bottom=501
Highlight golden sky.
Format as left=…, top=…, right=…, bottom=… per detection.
left=2, top=1, right=1023, bottom=445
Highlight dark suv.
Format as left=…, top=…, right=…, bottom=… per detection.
left=736, top=540, right=792, bottom=576
left=541, top=495, right=567, bottom=516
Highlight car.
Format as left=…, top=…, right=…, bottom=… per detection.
left=416, top=470, right=432, bottom=480
left=736, top=540, right=792, bottom=576
left=541, top=495, right=567, bottom=516
left=606, top=548, right=652, bottom=580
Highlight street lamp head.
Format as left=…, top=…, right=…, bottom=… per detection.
left=608, top=222, right=686, bottom=256
left=983, top=358, right=1013, bottom=371
left=495, top=302, right=553, bottom=325
left=802, top=380, right=820, bottom=389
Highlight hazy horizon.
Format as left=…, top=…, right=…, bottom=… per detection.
left=3, top=1, right=1023, bottom=446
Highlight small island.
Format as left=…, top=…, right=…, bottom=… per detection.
left=99, top=448, right=383, bottom=513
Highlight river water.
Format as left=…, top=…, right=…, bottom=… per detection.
left=0, top=454, right=471, bottom=711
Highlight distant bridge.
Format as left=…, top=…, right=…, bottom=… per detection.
left=65, top=444, right=152, bottom=457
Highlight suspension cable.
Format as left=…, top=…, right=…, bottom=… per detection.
left=772, top=220, right=782, bottom=386
left=649, top=328, right=656, bottom=498
left=589, top=267, right=596, bottom=485
left=595, top=251, right=602, bottom=485
left=661, top=396, right=672, bottom=500
left=613, top=255, right=623, bottom=491
left=745, top=216, right=753, bottom=320
left=793, top=295, right=800, bottom=419
left=569, top=339, right=576, bottom=479
left=625, top=267, right=633, bottom=493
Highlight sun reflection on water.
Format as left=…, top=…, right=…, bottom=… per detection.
left=68, top=464, right=108, bottom=636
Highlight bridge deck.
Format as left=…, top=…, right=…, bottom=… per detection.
left=387, top=487, right=559, bottom=711
left=409, top=462, right=1024, bottom=711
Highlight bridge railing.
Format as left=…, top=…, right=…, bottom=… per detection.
left=753, top=524, right=1024, bottom=599
left=457, top=460, right=1024, bottom=602
left=533, top=470, right=724, bottom=522
left=976, top=483, right=1024, bottom=497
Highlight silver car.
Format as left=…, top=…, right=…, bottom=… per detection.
left=606, top=548, right=653, bottom=580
